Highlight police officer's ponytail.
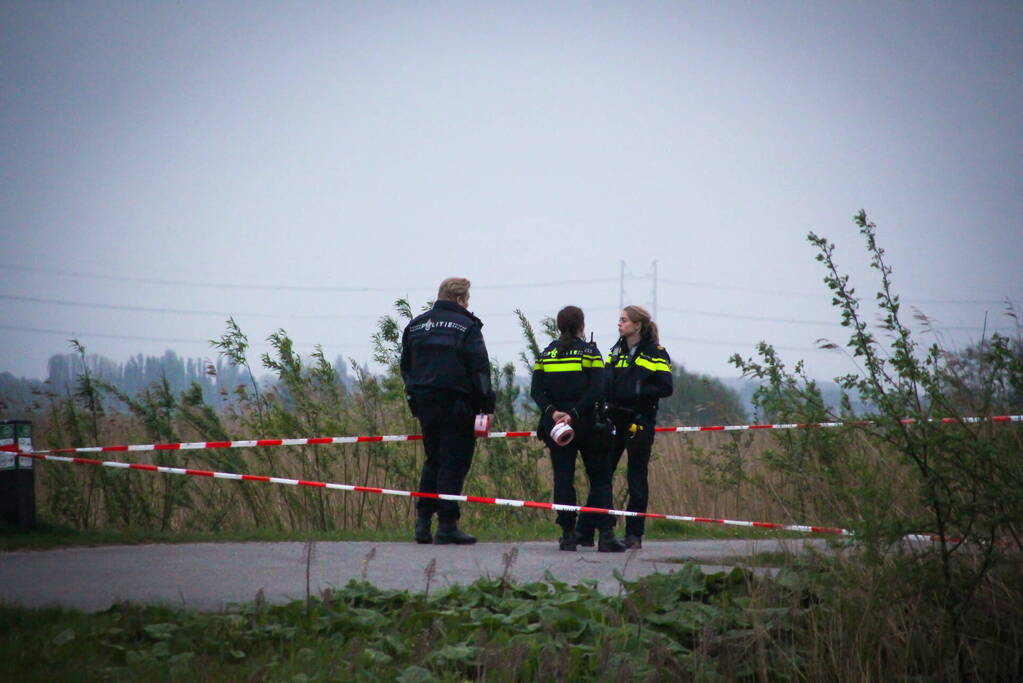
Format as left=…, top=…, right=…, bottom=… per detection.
left=623, top=305, right=659, bottom=346
left=556, top=306, right=585, bottom=352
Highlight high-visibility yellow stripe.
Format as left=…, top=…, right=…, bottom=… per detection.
left=537, top=346, right=605, bottom=372
left=541, top=360, right=585, bottom=373
left=542, top=357, right=602, bottom=365
left=605, top=353, right=670, bottom=371
left=635, top=356, right=671, bottom=372
left=544, top=350, right=599, bottom=359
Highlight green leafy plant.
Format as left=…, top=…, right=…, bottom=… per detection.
left=210, top=316, right=266, bottom=434
left=731, top=210, right=1023, bottom=678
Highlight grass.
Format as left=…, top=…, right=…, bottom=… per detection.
left=7, top=550, right=1016, bottom=681
left=0, top=562, right=804, bottom=681
left=17, top=425, right=849, bottom=557
left=0, top=520, right=421, bottom=552
left=657, top=549, right=837, bottom=569
left=6, top=551, right=1020, bottom=681
left=1, top=515, right=815, bottom=552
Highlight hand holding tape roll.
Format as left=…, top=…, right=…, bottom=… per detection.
left=550, top=422, right=575, bottom=446
left=474, top=414, right=491, bottom=437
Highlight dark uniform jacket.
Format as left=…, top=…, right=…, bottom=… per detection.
left=400, top=300, right=495, bottom=414
left=604, top=335, right=674, bottom=421
left=530, top=338, right=604, bottom=440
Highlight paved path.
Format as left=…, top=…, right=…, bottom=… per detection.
left=0, top=538, right=829, bottom=612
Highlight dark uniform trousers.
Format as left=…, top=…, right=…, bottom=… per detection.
left=609, top=418, right=656, bottom=538
left=413, top=391, right=475, bottom=523
left=550, top=428, right=615, bottom=533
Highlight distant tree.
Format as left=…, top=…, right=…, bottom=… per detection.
left=0, top=372, right=46, bottom=417
left=40, top=348, right=222, bottom=410
left=658, top=365, right=748, bottom=426
left=942, top=331, right=1023, bottom=415
left=332, top=355, right=353, bottom=388
left=46, top=353, right=76, bottom=395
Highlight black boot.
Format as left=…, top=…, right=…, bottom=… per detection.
left=434, top=520, right=477, bottom=545
left=598, top=529, right=626, bottom=553
left=575, top=527, right=595, bottom=547
left=559, top=528, right=578, bottom=551
left=623, top=534, right=643, bottom=550
left=414, top=514, right=433, bottom=544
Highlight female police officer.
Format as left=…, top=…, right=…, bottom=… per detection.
left=530, top=306, right=626, bottom=552
left=576, top=305, right=673, bottom=550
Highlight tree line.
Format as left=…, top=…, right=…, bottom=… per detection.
left=0, top=344, right=746, bottom=427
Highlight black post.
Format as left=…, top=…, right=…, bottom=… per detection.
left=0, top=420, right=36, bottom=529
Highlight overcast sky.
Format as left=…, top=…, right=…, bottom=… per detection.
left=2, top=2, right=1021, bottom=385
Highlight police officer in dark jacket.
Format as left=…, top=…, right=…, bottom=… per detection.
left=530, top=306, right=626, bottom=553
left=400, top=277, right=495, bottom=545
left=577, top=305, right=673, bottom=550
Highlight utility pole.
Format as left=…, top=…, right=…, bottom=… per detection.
left=619, top=260, right=625, bottom=311
left=652, top=259, right=658, bottom=321
left=618, top=260, right=657, bottom=317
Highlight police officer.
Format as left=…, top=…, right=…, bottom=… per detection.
left=530, top=306, right=626, bottom=552
left=400, top=277, right=495, bottom=545
left=577, top=305, right=673, bottom=550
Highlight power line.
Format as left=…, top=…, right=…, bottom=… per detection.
left=0, top=294, right=366, bottom=320
left=3, top=263, right=1010, bottom=306
left=907, top=297, right=1018, bottom=306
left=654, top=305, right=1011, bottom=333
left=0, top=325, right=379, bottom=350
left=0, top=264, right=406, bottom=292
left=0, top=264, right=616, bottom=293
left=660, top=305, right=836, bottom=327
left=0, top=323, right=258, bottom=348
left=0, top=323, right=544, bottom=351
left=658, top=277, right=820, bottom=299
left=662, top=335, right=827, bottom=354
left=3, top=287, right=1009, bottom=334
left=656, top=276, right=1012, bottom=306
left=474, top=278, right=617, bottom=290
left=0, top=293, right=616, bottom=320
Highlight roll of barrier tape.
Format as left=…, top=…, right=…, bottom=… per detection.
left=550, top=421, right=575, bottom=446
left=474, top=414, right=491, bottom=437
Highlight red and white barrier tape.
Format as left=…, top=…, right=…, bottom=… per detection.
left=656, top=414, right=1023, bottom=433
left=24, top=415, right=1022, bottom=457
left=22, top=452, right=853, bottom=537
